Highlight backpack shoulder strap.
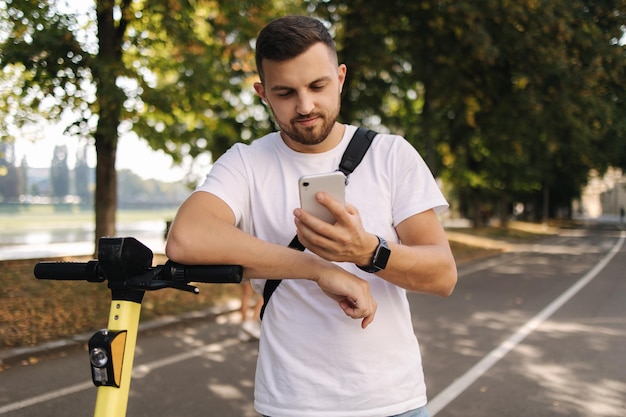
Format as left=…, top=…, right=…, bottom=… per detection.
left=260, top=127, right=378, bottom=320
left=337, top=127, right=378, bottom=177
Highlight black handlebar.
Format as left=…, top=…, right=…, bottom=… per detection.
left=34, top=260, right=106, bottom=282
left=33, top=237, right=243, bottom=295
left=162, top=260, right=243, bottom=283
left=34, top=260, right=243, bottom=285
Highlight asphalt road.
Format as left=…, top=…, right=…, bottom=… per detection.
left=1, top=226, right=624, bottom=417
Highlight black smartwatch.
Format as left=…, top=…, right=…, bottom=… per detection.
left=357, top=235, right=391, bottom=273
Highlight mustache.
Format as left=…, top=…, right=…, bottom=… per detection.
left=292, top=113, right=324, bottom=123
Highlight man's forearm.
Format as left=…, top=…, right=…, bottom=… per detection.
left=375, top=241, right=457, bottom=297
left=166, top=217, right=326, bottom=281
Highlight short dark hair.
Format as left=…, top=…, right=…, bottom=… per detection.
left=255, top=15, right=337, bottom=82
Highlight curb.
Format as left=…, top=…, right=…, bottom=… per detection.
left=445, top=231, right=514, bottom=251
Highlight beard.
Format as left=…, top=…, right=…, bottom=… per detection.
left=269, top=101, right=340, bottom=146
left=284, top=113, right=336, bottom=145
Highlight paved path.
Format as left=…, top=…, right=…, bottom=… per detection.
left=1, top=226, right=624, bottom=416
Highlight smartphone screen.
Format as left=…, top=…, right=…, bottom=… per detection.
left=298, top=171, right=345, bottom=223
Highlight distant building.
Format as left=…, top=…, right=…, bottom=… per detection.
left=575, top=167, right=625, bottom=219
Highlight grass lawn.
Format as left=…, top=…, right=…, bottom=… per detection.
left=0, top=205, right=179, bottom=231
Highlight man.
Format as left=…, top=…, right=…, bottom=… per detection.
left=166, top=15, right=457, bottom=417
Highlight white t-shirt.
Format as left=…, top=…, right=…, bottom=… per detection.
left=196, top=125, right=448, bottom=417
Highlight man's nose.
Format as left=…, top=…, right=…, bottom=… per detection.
left=296, top=93, right=314, bottom=115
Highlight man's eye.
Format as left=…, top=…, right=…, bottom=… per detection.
left=277, top=91, right=293, bottom=98
left=311, top=85, right=325, bottom=91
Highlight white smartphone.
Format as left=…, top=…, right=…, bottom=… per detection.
left=298, top=171, right=345, bottom=223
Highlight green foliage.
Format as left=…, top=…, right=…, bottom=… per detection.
left=0, top=0, right=93, bottom=140
left=311, top=0, right=626, bottom=222
left=1, top=0, right=625, bottom=228
left=0, top=0, right=307, bottom=240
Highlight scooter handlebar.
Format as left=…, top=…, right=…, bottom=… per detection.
left=33, top=260, right=243, bottom=285
left=34, top=260, right=105, bottom=282
left=163, top=260, right=243, bottom=284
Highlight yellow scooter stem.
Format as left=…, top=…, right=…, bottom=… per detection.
left=92, top=300, right=141, bottom=417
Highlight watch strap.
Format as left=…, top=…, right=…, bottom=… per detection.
left=357, top=235, right=390, bottom=273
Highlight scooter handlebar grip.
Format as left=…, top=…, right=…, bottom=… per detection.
left=164, top=260, right=243, bottom=284
left=33, top=260, right=104, bottom=282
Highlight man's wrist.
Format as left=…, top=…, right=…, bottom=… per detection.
left=356, top=235, right=391, bottom=273
left=357, top=234, right=379, bottom=266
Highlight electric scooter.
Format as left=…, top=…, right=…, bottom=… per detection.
left=33, top=236, right=243, bottom=417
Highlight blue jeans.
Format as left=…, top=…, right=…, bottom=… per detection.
left=263, top=405, right=430, bottom=417
left=391, top=405, right=430, bottom=417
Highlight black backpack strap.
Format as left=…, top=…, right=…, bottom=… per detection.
left=260, top=127, right=378, bottom=320
left=337, top=127, right=378, bottom=178
left=260, top=279, right=281, bottom=320
left=259, top=236, right=305, bottom=320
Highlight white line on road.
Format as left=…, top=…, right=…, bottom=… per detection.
left=0, top=381, right=94, bottom=414
left=0, top=337, right=241, bottom=415
left=427, top=233, right=625, bottom=416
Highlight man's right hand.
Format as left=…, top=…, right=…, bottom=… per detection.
left=314, top=265, right=377, bottom=328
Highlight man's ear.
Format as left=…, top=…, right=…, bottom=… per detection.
left=254, top=82, right=266, bottom=103
left=338, top=64, right=347, bottom=93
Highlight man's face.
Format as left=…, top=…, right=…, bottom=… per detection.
left=254, top=43, right=347, bottom=151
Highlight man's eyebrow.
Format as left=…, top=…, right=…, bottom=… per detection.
left=270, top=85, right=293, bottom=93
left=269, top=76, right=332, bottom=92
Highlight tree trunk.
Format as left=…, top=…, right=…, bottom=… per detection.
left=497, top=195, right=509, bottom=228
left=471, top=193, right=482, bottom=228
left=94, top=132, right=117, bottom=251
left=542, top=185, right=550, bottom=225
left=92, top=0, right=129, bottom=254
left=422, top=63, right=436, bottom=175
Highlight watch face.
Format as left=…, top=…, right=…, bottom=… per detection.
left=374, top=244, right=391, bottom=269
